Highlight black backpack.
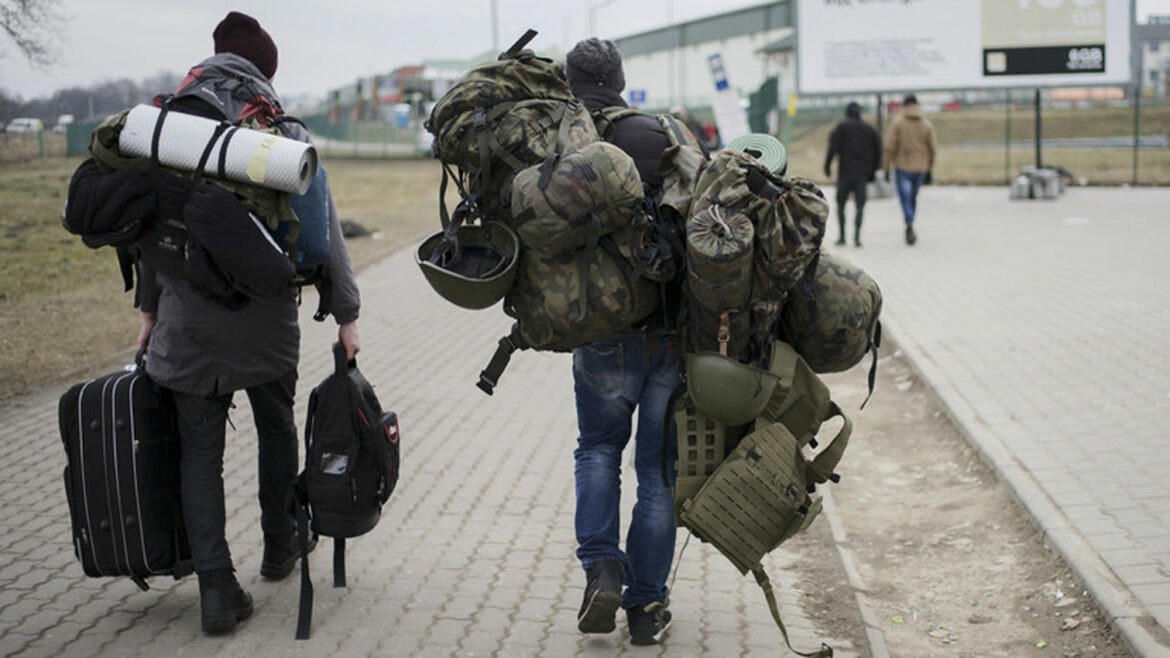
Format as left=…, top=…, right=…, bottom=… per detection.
left=293, top=344, right=400, bottom=639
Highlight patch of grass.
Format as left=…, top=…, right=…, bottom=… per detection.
left=0, top=156, right=445, bottom=401
left=785, top=104, right=1170, bottom=186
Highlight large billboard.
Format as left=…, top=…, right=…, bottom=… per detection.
left=796, top=0, right=1133, bottom=94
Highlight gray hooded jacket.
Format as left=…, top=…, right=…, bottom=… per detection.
left=139, top=53, right=360, bottom=396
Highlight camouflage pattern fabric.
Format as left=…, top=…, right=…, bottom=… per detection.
left=685, top=205, right=755, bottom=305
left=427, top=51, right=598, bottom=223
left=509, top=141, right=644, bottom=254
left=683, top=150, right=829, bottom=363
left=780, top=253, right=882, bottom=373
left=504, top=235, right=658, bottom=352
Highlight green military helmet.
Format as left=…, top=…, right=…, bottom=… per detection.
left=685, top=352, right=781, bottom=425
left=416, top=220, right=520, bottom=310
left=780, top=253, right=882, bottom=373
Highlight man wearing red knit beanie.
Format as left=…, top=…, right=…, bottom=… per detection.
left=212, top=11, right=278, bottom=80
left=130, top=10, right=361, bottom=635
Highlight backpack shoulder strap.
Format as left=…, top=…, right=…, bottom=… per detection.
left=751, top=566, right=835, bottom=657
left=591, top=106, right=641, bottom=141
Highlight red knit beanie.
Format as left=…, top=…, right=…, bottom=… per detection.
left=213, top=11, right=278, bottom=79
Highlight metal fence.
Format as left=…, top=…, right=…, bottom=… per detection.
left=20, top=95, right=1170, bottom=186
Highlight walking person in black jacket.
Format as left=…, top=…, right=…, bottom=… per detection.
left=824, top=102, right=881, bottom=247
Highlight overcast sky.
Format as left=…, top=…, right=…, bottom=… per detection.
left=3, top=0, right=1170, bottom=101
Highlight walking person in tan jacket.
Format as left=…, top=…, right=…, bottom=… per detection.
left=883, top=94, right=936, bottom=245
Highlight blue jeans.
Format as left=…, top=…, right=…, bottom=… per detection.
left=895, top=169, right=926, bottom=225
left=572, top=329, right=681, bottom=608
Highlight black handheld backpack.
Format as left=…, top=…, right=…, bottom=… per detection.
left=293, top=343, right=400, bottom=639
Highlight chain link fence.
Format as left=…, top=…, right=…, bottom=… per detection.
left=17, top=94, right=1170, bottom=186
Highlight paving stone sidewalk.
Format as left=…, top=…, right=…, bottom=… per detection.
left=835, top=184, right=1170, bottom=657
left=0, top=245, right=851, bottom=657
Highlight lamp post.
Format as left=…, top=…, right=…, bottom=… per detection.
left=490, top=0, right=499, bottom=52
left=588, top=0, right=616, bottom=36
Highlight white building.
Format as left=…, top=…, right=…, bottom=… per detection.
left=1137, top=18, right=1170, bottom=100
left=613, top=2, right=793, bottom=112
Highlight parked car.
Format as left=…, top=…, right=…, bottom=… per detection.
left=6, top=118, right=43, bottom=133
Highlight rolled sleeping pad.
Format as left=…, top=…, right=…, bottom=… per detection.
left=118, top=103, right=318, bottom=195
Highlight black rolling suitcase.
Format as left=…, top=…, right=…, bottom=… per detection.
left=59, top=349, right=193, bottom=590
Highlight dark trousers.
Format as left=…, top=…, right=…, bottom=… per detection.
left=171, top=370, right=299, bottom=573
left=835, top=175, right=868, bottom=241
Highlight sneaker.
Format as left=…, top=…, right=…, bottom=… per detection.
left=627, top=601, right=672, bottom=645
left=198, top=569, right=253, bottom=634
left=577, top=559, right=624, bottom=634
left=905, top=225, right=917, bottom=245
left=260, top=531, right=318, bottom=581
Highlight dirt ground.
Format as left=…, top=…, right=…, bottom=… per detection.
left=779, top=343, right=1132, bottom=657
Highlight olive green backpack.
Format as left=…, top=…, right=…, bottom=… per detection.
left=674, top=340, right=848, bottom=658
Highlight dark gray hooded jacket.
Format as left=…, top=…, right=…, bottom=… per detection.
left=139, top=53, right=360, bottom=396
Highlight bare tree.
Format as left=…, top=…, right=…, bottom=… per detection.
left=0, top=0, right=67, bottom=68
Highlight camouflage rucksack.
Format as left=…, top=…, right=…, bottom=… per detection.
left=684, top=150, right=829, bottom=365
left=426, top=30, right=597, bottom=225
left=423, top=31, right=662, bottom=394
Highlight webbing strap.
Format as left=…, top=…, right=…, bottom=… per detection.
left=752, top=567, right=834, bottom=657
left=806, top=402, right=851, bottom=485
left=661, top=384, right=687, bottom=487
left=503, top=29, right=538, bottom=57
left=572, top=214, right=602, bottom=324
left=860, top=320, right=882, bottom=409
left=116, top=246, right=135, bottom=292
left=294, top=488, right=314, bottom=640
left=333, top=538, right=346, bottom=588
left=216, top=126, right=240, bottom=180
left=477, top=331, right=524, bottom=395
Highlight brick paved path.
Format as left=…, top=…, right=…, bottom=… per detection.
left=0, top=245, right=848, bottom=657
left=836, top=184, right=1170, bottom=656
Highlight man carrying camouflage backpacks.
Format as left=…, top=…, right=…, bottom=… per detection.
left=564, top=37, right=704, bottom=647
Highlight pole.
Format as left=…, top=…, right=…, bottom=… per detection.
left=1133, top=84, right=1141, bottom=186
left=1033, top=88, right=1042, bottom=170
left=1005, top=89, right=1012, bottom=185
left=490, top=0, right=499, bottom=52
left=875, top=93, right=883, bottom=136
left=781, top=94, right=798, bottom=149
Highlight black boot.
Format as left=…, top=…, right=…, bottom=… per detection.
left=198, top=568, right=253, bottom=634
left=260, top=531, right=318, bottom=581
left=854, top=214, right=863, bottom=247
left=835, top=211, right=846, bottom=245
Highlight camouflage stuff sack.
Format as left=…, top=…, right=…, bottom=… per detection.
left=504, top=231, right=659, bottom=352
left=509, top=141, right=644, bottom=254
left=427, top=31, right=598, bottom=224
left=683, top=150, right=829, bottom=363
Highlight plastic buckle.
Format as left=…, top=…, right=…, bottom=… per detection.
left=476, top=372, right=496, bottom=396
